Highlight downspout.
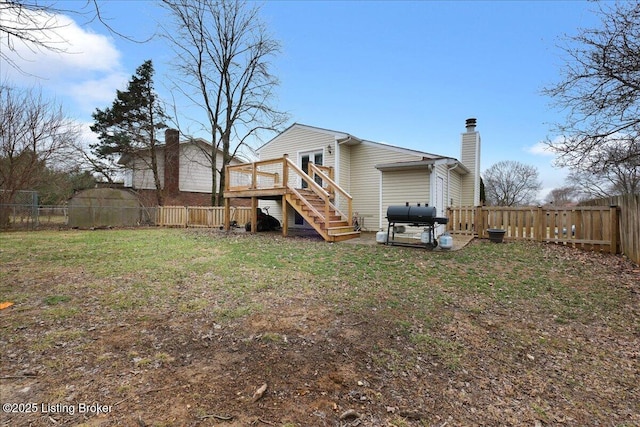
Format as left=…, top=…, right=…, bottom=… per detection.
left=334, top=136, right=340, bottom=185
left=447, top=162, right=459, bottom=208
left=379, top=170, right=383, bottom=230
left=429, top=164, right=435, bottom=209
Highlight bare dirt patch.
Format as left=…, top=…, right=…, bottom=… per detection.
left=1, top=230, right=639, bottom=426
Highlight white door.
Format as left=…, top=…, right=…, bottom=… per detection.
left=299, top=151, right=323, bottom=188
left=295, top=150, right=324, bottom=225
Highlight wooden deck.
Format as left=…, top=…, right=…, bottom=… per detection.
left=223, top=155, right=360, bottom=242
left=223, top=187, right=287, bottom=199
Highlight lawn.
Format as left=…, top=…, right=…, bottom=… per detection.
left=0, top=228, right=638, bottom=427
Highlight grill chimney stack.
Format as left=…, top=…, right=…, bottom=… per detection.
left=460, top=117, right=481, bottom=206
left=465, top=118, right=477, bottom=132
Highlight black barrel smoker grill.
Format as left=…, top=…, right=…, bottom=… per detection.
left=385, top=203, right=449, bottom=249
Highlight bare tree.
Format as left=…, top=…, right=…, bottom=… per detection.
left=545, top=186, right=578, bottom=206
left=161, top=0, right=289, bottom=206
left=69, top=141, right=119, bottom=184
left=1, top=1, right=151, bottom=73
left=483, top=160, right=542, bottom=206
left=566, top=143, right=640, bottom=199
left=0, top=1, right=70, bottom=72
left=543, top=1, right=640, bottom=183
left=0, top=83, right=80, bottom=223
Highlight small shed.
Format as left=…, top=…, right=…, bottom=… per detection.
left=68, top=188, right=148, bottom=228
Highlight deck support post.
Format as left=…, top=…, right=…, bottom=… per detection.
left=282, top=195, right=289, bottom=237
left=250, top=197, right=258, bottom=234
left=224, top=198, right=231, bottom=231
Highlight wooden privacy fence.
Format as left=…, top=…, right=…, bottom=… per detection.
left=578, top=194, right=640, bottom=265
left=447, top=205, right=621, bottom=255
left=157, top=206, right=252, bottom=228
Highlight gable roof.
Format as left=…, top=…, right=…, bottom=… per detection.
left=257, top=123, right=349, bottom=151
left=375, top=157, right=469, bottom=174
left=117, top=137, right=247, bottom=165
left=257, top=122, right=449, bottom=160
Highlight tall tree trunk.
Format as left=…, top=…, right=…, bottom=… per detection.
left=217, top=130, right=232, bottom=207
left=210, top=136, right=218, bottom=206
left=151, top=155, right=164, bottom=205
left=149, top=125, right=164, bottom=206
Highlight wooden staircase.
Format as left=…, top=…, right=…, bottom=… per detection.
left=285, top=189, right=360, bottom=242
left=224, top=156, right=360, bottom=243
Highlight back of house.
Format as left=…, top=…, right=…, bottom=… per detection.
left=256, top=119, right=481, bottom=235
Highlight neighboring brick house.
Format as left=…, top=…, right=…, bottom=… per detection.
left=118, top=129, right=248, bottom=206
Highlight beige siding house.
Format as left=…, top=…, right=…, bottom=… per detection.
left=120, top=129, right=245, bottom=206
left=123, top=139, right=216, bottom=192
left=256, top=119, right=481, bottom=234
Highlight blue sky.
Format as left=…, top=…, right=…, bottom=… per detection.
left=2, top=0, right=601, bottom=200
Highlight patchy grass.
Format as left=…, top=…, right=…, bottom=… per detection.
left=42, top=295, right=71, bottom=305
left=0, top=228, right=638, bottom=427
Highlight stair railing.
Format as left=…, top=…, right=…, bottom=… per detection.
left=225, top=156, right=354, bottom=230
left=308, top=163, right=353, bottom=226
left=284, top=158, right=331, bottom=225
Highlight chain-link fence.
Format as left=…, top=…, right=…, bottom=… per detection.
left=0, top=190, right=40, bottom=229
left=1, top=188, right=156, bottom=230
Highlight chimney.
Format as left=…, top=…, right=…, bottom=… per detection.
left=460, top=118, right=481, bottom=206
left=164, top=129, right=180, bottom=196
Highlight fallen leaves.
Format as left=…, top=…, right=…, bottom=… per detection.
left=252, top=383, right=267, bottom=402
left=1, top=231, right=638, bottom=426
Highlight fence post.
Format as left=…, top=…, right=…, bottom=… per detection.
left=610, top=205, right=619, bottom=254
left=535, top=206, right=544, bottom=242
left=224, top=198, right=231, bottom=231
left=475, top=205, right=483, bottom=237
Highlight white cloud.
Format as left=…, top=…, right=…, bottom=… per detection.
left=68, top=72, right=130, bottom=112
left=1, top=8, right=125, bottom=117
left=526, top=141, right=554, bottom=157
left=1, top=11, right=121, bottom=80
left=78, top=121, right=100, bottom=148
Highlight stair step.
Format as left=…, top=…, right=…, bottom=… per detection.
left=300, top=203, right=331, bottom=211
left=285, top=189, right=355, bottom=243
left=299, top=208, right=342, bottom=222
left=327, top=221, right=349, bottom=228
left=330, top=231, right=361, bottom=242
left=327, top=226, right=355, bottom=235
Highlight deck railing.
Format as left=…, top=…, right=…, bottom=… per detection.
left=312, top=164, right=334, bottom=182
left=447, top=205, right=620, bottom=254
left=225, top=155, right=353, bottom=226
left=227, top=157, right=286, bottom=191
